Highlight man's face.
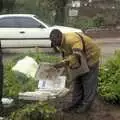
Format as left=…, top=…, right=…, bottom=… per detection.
left=51, top=35, right=62, bottom=47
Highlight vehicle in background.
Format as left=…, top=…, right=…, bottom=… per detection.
left=0, top=14, right=82, bottom=53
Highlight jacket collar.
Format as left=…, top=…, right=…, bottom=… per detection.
left=60, top=33, right=65, bottom=48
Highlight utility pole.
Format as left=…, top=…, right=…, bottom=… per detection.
left=0, top=0, right=3, bottom=12
left=54, top=0, right=68, bottom=25
left=0, top=40, right=3, bottom=113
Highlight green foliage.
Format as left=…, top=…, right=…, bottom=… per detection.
left=3, top=60, right=37, bottom=98
left=0, top=0, right=3, bottom=12
left=67, top=15, right=105, bottom=29
left=13, top=0, right=56, bottom=25
left=68, top=17, right=96, bottom=29
left=93, top=14, right=104, bottom=27
left=10, top=102, right=56, bottom=120
left=27, top=52, right=60, bottom=63
left=13, top=52, right=60, bottom=63
left=98, top=50, right=120, bottom=103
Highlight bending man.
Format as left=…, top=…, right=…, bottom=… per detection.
left=50, top=29, right=100, bottom=113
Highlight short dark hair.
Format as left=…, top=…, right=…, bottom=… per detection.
left=50, top=29, right=62, bottom=41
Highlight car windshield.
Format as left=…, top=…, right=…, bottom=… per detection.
left=34, top=15, right=51, bottom=27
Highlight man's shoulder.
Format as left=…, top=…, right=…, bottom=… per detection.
left=64, top=32, right=81, bottom=44
left=64, top=32, right=76, bottom=37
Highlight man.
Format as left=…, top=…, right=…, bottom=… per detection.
left=50, top=29, right=100, bottom=113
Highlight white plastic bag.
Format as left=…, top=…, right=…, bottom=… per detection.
left=12, top=56, right=38, bottom=78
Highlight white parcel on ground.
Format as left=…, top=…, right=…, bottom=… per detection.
left=13, top=61, right=69, bottom=101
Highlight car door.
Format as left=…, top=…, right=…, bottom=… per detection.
left=15, top=17, right=51, bottom=48
left=0, top=17, right=25, bottom=48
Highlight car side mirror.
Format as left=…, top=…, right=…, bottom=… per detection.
left=39, top=24, right=45, bottom=29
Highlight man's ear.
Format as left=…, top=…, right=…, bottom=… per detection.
left=53, top=46, right=60, bottom=53
left=51, top=41, right=54, bottom=47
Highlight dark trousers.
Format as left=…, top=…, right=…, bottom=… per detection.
left=72, top=62, right=99, bottom=108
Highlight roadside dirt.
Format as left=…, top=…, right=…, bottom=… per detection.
left=58, top=97, right=120, bottom=120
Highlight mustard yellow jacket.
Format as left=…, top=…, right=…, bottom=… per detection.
left=57, top=32, right=100, bottom=68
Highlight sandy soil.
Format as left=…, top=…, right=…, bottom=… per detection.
left=57, top=97, right=120, bottom=120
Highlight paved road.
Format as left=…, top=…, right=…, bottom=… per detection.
left=94, top=37, right=120, bottom=63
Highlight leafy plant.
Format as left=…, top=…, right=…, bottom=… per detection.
left=93, top=14, right=104, bottom=27
left=13, top=52, right=60, bottom=64
left=68, top=17, right=96, bottom=29
left=10, top=102, right=56, bottom=120
left=98, top=50, right=120, bottom=103
left=3, top=60, right=37, bottom=98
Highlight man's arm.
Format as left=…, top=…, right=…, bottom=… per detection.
left=54, top=41, right=84, bottom=69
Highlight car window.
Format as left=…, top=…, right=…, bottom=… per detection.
left=15, top=17, right=45, bottom=28
left=34, top=15, right=51, bottom=27
left=0, top=17, right=19, bottom=28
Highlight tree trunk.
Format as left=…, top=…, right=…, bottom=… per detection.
left=55, top=0, right=68, bottom=25
left=0, top=40, right=3, bottom=113
left=55, top=7, right=65, bottom=25
left=0, top=0, right=3, bottom=12
left=0, top=1, right=3, bottom=106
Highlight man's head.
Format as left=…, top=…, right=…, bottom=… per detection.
left=50, top=29, right=63, bottom=47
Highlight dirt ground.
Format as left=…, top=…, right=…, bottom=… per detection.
left=56, top=96, right=120, bottom=120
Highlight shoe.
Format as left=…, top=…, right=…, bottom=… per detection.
left=62, top=105, right=79, bottom=113
left=75, top=104, right=90, bottom=113
left=62, top=106, right=73, bottom=112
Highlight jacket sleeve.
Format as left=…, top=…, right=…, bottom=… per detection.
left=61, top=40, right=84, bottom=68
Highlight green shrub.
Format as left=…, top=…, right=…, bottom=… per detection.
left=98, top=50, right=120, bottom=103
left=93, top=14, right=104, bottom=27
left=13, top=52, right=60, bottom=64
left=3, top=61, right=37, bottom=98
left=10, top=102, right=56, bottom=120
left=68, top=17, right=96, bottom=29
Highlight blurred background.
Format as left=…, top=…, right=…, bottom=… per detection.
left=0, top=0, right=120, bottom=30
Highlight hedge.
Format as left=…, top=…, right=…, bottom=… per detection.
left=98, top=50, right=120, bottom=103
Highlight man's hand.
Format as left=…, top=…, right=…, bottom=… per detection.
left=54, top=60, right=70, bottom=69
left=53, top=62, right=65, bottom=69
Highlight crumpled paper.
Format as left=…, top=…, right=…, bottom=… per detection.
left=35, top=62, right=64, bottom=81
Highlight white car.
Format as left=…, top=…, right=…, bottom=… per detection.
left=0, top=14, right=82, bottom=52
